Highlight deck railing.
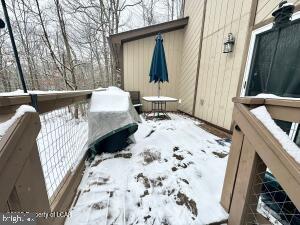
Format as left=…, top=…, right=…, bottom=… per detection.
left=221, top=97, right=300, bottom=225
left=0, top=91, right=92, bottom=225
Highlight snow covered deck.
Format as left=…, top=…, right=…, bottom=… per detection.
left=65, top=113, right=230, bottom=225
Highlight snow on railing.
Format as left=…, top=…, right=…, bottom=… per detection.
left=251, top=106, right=300, bottom=163
left=222, top=97, right=300, bottom=225
left=0, top=105, right=36, bottom=140
left=0, top=90, right=92, bottom=204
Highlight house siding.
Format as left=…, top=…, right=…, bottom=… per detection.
left=193, top=0, right=253, bottom=130
left=121, top=0, right=298, bottom=131
left=177, top=0, right=205, bottom=114
left=123, top=29, right=184, bottom=111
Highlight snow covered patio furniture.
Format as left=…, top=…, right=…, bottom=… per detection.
left=88, top=87, right=140, bottom=156
left=142, top=96, right=178, bottom=119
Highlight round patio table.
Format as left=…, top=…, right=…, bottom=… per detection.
left=142, top=96, right=178, bottom=119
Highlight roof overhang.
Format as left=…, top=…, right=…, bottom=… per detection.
left=108, top=17, right=189, bottom=70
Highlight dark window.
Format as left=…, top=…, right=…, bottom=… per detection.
left=246, top=19, right=300, bottom=98
left=274, top=120, right=292, bottom=135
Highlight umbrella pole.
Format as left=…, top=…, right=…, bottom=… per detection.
left=158, top=82, right=160, bottom=97
left=158, top=82, right=160, bottom=118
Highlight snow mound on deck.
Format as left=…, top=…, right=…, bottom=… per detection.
left=251, top=106, right=300, bottom=163
left=66, top=114, right=229, bottom=225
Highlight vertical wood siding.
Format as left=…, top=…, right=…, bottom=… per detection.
left=178, top=0, right=205, bottom=114
left=122, top=0, right=299, bottom=130
left=255, top=0, right=299, bottom=25
left=123, top=30, right=184, bottom=111
left=194, top=0, right=253, bottom=130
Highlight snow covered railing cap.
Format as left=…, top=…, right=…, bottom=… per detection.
left=0, top=90, right=93, bottom=114
left=233, top=96, right=300, bottom=123
left=233, top=96, right=300, bottom=107
left=0, top=105, right=36, bottom=141
left=251, top=106, right=300, bottom=164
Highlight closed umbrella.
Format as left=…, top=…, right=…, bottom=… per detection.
left=149, top=33, right=169, bottom=97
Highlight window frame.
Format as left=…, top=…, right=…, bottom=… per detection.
left=240, top=11, right=300, bottom=142
left=240, top=11, right=300, bottom=97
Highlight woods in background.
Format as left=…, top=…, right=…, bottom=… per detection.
left=0, top=0, right=184, bottom=92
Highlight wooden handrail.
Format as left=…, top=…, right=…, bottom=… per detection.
left=0, top=90, right=92, bottom=115
left=233, top=97, right=300, bottom=123
left=0, top=91, right=92, bottom=224
left=222, top=97, right=300, bottom=225
left=233, top=96, right=300, bottom=108
left=0, top=90, right=93, bottom=107
left=0, top=112, right=50, bottom=214
left=234, top=103, right=300, bottom=207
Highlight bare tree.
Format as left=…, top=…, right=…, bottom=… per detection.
left=141, top=0, right=156, bottom=25
left=0, top=31, right=12, bottom=92
left=11, top=0, right=40, bottom=89
left=33, top=0, right=74, bottom=89
left=54, top=0, right=78, bottom=90
left=0, top=0, right=183, bottom=93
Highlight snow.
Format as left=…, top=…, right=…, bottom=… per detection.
left=65, top=113, right=229, bottom=225
left=254, top=93, right=300, bottom=100
left=282, top=2, right=294, bottom=7
left=0, top=105, right=36, bottom=140
left=90, top=87, right=130, bottom=112
left=0, top=90, right=91, bottom=198
left=251, top=106, right=300, bottom=163
left=0, top=89, right=96, bottom=97
left=0, top=89, right=76, bottom=96
left=143, top=96, right=178, bottom=102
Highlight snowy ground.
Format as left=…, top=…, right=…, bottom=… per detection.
left=65, top=113, right=230, bottom=225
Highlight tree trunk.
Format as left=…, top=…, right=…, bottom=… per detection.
left=89, top=46, right=96, bottom=89
left=35, top=0, right=74, bottom=90
left=102, top=28, right=110, bottom=87
left=54, top=0, right=77, bottom=91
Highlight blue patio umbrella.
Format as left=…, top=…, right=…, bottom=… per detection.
left=149, top=33, right=169, bottom=97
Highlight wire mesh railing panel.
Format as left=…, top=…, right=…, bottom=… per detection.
left=246, top=163, right=300, bottom=225
left=36, top=101, right=88, bottom=200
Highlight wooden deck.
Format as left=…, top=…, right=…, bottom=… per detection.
left=0, top=93, right=299, bottom=225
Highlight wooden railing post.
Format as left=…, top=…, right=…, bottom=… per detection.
left=11, top=143, right=50, bottom=212
left=0, top=113, right=41, bottom=210
left=235, top=103, right=300, bottom=209
left=0, top=112, right=51, bottom=225
left=228, top=138, right=267, bottom=225
left=223, top=97, right=300, bottom=225
left=221, top=122, right=244, bottom=211
left=0, top=92, right=92, bottom=225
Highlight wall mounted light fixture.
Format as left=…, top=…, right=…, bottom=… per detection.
left=223, top=33, right=235, bottom=53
